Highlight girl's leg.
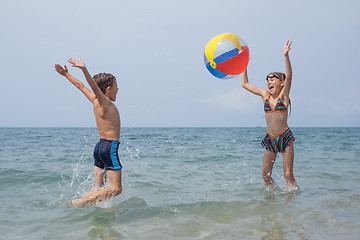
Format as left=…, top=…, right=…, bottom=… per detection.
left=262, top=149, right=277, bottom=188
left=282, top=142, right=297, bottom=188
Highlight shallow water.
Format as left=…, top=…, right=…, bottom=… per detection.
left=0, top=127, right=359, bottom=239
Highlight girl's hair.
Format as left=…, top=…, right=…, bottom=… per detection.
left=93, top=73, right=116, bottom=94
left=269, top=72, right=292, bottom=116
left=269, top=72, right=286, bottom=81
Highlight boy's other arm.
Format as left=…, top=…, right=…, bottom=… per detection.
left=68, top=58, right=109, bottom=105
left=54, top=64, right=96, bottom=103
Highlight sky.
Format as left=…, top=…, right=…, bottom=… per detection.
left=1, top=0, right=359, bottom=127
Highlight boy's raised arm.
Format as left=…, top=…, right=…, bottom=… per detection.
left=68, top=58, right=109, bottom=105
left=54, top=64, right=96, bottom=103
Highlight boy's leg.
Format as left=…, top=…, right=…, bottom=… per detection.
left=107, top=169, right=122, bottom=195
left=83, top=166, right=106, bottom=197
left=282, top=142, right=297, bottom=187
left=94, top=166, right=107, bottom=188
left=262, top=149, right=277, bottom=188
left=72, top=169, right=122, bottom=207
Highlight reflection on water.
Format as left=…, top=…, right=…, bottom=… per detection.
left=87, top=208, right=123, bottom=240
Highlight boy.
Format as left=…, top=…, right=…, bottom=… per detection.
left=55, top=58, right=122, bottom=207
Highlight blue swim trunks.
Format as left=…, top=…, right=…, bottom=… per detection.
left=93, top=139, right=122, bottom=171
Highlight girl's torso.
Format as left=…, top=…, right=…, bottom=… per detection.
left=263, top=93, right=290, bottom=136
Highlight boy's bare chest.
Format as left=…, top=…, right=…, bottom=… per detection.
left=93, top=102, right=120, bottom=121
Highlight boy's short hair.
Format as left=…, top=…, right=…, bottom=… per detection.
left=93, top=73, right=116, bottom=94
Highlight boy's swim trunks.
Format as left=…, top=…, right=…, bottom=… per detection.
left=261, top=127, right=295, bottom=153
left=93, top=139, right=122, bottom=171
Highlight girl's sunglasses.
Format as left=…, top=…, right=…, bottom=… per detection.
left=266, top=74, right=281, bottom=80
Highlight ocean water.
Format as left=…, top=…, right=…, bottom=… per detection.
left=0, top=127, right=359, bottom=240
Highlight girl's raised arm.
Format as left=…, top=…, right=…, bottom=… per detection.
left=281, top=40, right=293, bottom=98
left=242, top=68, right=268, bottom=100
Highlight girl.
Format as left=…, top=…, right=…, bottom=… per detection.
left=242, top=40, right=297, bottom=190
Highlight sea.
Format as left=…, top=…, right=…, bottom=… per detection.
left=0, top=127, right=359, bottom=240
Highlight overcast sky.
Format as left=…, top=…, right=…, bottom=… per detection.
left=1, top=0, right=359, bottom=127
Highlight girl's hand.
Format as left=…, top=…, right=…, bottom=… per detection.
left=54, top=64, right=68, bottom=76
left=283, top=40, right=292, bottom=56
left=68, top=58, right=86, bottom=70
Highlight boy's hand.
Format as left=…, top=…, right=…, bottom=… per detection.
left=283, top=40, right=292, bottom=56
left=68, top=58, right=86, bottom=70
left=54, top=64, right=68, bottom=76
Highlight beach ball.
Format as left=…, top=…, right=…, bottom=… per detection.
left=204, top=33, right=250, bottom=79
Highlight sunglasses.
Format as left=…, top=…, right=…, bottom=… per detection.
left=266, top=74, right=281, bottom=81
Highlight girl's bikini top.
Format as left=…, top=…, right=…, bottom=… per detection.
left=264, top=95, right=288, bottom=113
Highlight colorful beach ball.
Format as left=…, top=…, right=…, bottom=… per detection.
left=204, top=33, right=250, bottom=79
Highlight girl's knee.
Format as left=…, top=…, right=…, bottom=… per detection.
left=262, top=170, right=271, bottom=179
left=284, top=169, right=294, bottom=180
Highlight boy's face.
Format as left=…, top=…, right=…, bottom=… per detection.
left=108, top=80, right=119, bottom=102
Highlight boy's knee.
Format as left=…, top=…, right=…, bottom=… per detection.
left=111, top=186, right=122, bottom=196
